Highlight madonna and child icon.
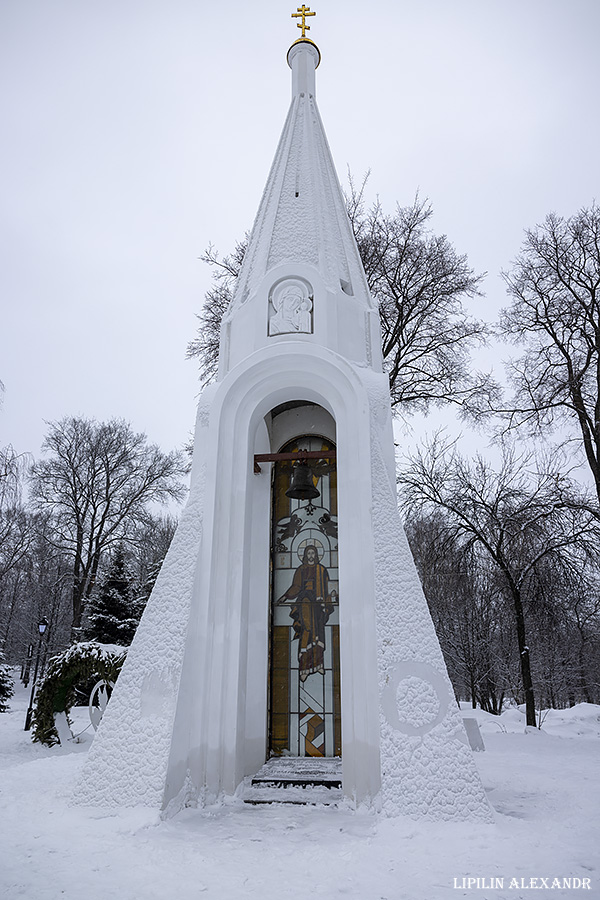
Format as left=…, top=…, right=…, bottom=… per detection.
left=268, top=279, right=313, bottom=335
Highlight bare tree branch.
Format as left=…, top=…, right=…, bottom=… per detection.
left=398, top=435, right=600, bottom=725
left=29, top=417, right=187, bottom=640
left=477, top=203, right=600, bottom=507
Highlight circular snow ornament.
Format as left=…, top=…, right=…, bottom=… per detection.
left=88, top=680, right=114, bottom=731
left=381, top=661, right=451, bottom=737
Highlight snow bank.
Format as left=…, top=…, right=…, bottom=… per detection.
left=1, top=684, right=598, bottom=900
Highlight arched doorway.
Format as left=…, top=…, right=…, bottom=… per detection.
left=268, top=435, right=341, bottom=758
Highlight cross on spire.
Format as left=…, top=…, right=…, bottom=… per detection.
left=291, top=5, right=316, bottom=39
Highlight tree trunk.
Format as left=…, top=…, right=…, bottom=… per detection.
left=71, top=552, right=100, bottom=642
left=578, top=641, right=591, bottom=704
left=510, top=584, right=536, bottom=726
left=70, top=580, right=85, bottom=643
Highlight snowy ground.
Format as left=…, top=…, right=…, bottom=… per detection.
left=0, top=677, right=598, bottom=900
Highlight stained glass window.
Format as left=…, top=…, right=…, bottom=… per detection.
left=269, top=436, right=341, bottom=758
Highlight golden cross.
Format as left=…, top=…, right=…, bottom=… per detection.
left=291, top=5, right=316, bottom=39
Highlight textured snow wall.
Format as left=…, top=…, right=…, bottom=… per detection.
left=360, top=369, right=493, bottom=821
left=74, top=399, right=209, bottom=807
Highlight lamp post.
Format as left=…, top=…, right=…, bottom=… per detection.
left=24, top=617, right=49, bottom=731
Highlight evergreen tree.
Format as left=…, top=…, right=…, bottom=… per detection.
left=0, top=650, right=14, bottom=712
left=84, top=547, right=138, bottom=646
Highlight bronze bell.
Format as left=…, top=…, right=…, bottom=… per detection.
left=285, top=461, right=320, bottom=500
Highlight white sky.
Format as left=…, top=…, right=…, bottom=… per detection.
left=1, top=0, right=599, bottom=460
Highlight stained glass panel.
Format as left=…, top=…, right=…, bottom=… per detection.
left=268, top=436, right=341, bottom=758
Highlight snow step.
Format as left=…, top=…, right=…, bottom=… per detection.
left=243, top=784, right=342, bottom=805
left=243, top=757, right=343, bottom=805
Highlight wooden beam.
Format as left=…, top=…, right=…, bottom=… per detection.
left=253, top=449, right=336, bottom=473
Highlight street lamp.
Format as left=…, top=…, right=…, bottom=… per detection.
left=24, top=617, right=49, bottom=731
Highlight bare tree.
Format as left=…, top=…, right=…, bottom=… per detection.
left=1, top=513, right=73, bottom=667
left=186, top=240, right=248, bottom=386
left=540, top=553, right=600, bottom=706
left=406, top=511, right=510, bottom=714
left=0, top=446, right=33, bottom=584
left=399, top=436, right=599, bottom=725
left=490, top=204, right=600, bottom=507
left=130, top=512, right=178, bottom=591
left=187, top=184, right=493, bottom=415
left=0, top=446, right=36, bottom=661
left=0, top=444, right=29, bottom=507
left=347, top=183, right=492, bottom=415
left=29, top=417, right=186, bottom=639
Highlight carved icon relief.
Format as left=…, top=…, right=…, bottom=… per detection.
left=268, top=278, right=313, bottom=336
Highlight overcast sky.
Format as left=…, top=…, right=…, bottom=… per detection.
left=1, top=0, right=599, bottom=464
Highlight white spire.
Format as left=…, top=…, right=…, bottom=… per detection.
left=220, top=38, right=380, bottom=375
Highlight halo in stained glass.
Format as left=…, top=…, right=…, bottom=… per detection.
left=296, top=538, right=325, bottom=562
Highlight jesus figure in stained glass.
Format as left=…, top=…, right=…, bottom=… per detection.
left=277, top=545, right=337, bottom=681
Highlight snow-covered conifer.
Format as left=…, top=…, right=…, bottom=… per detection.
left=0, top=650, right=14, bottom=713
left=84, top=547, right=138, bottom=646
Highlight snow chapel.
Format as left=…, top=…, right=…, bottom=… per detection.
left=79, top=10, right=492, bottom=821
